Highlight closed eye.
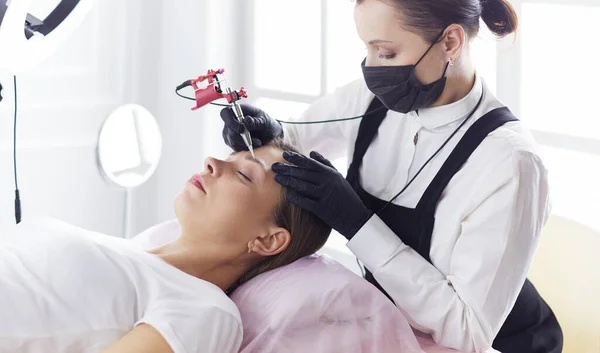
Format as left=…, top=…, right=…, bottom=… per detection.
left=238, top=171, right=252, bottom=183
left=378, top=53, right=396, bottom=60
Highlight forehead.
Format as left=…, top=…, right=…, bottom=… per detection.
left=354, top=0, right=404, bottom=39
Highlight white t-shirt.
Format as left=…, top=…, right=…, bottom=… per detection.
left=0, top=217, right=243, bottom=353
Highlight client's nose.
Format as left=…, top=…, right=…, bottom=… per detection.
left=204, top=157, right=223, bottom=178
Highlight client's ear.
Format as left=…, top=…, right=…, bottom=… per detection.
left=249, top=228, right=290, bottom=256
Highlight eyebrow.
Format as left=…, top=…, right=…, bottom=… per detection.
left=244, top=155, right=268, bottom=170
left=368, top=39, right=394, bottom=45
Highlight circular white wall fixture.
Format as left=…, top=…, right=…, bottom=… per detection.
left=98, top=104, right=163, bottom=189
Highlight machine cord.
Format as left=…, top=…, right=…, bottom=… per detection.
left=175, top=87, right=386, bottom=124
left=13, top=76, right=22, bottom=224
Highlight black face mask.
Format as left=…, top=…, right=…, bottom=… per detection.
left=361, top=35, right=450, bottom=114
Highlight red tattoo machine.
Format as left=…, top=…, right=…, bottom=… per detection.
left=176, top=69, right=254, bottom=157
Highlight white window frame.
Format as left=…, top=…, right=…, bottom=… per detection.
left=497, top=0, right=600, bottom=156
left=239, top=0, right=331, bottom=105
left=243, top=0, right=600, bottom=156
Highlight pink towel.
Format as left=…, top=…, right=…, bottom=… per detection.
left=231, top=254, right=424, bottom=353
left=133, top=220, right=498, bottom=353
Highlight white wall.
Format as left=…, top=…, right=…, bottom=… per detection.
left=1, top=1, right=380, bottom=277
left=0, top=0, right=363, bottom=274
left=0, top=0, right=163, bottom=237
left=0, top=0, right=253, bottom=237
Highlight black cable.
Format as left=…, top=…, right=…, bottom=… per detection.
left=230, top=104, right=383, bottom=124
left=174, top=83, right=387, bottom=123
left=276, top=106, right=387, bottom=125
left=175, top=89, right=195, bottom=101
left=376, top=92, right=485, bottom=215
left=13, top=76, right=21, bottom=224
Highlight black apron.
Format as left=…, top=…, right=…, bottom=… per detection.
left=346, top=98, right=563, bottom=353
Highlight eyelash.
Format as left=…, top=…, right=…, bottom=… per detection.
left=364, top=46, right=397, bottom=60
left=378, top=53, right=396, bottom=60
left=238, top=171, right=252, bottom=183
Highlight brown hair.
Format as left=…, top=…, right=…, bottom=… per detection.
left=228, top=139, right=332, bottom=293
left=357, top=0, right=518, bottom=43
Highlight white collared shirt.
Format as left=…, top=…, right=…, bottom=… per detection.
left=286, top=76, right=551, bottom=352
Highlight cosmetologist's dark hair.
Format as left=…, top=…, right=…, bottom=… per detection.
left=357, top=0, right=518, bottom=43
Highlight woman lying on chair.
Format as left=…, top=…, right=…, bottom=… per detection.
left=0, top=139, right=332, bottom=353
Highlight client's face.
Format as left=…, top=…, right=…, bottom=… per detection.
left=174, top=145, right=287, bottom=254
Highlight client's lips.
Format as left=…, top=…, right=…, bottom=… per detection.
left=188, top=174, right=206, bottom=194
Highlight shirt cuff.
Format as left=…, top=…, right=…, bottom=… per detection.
left=346, top=215, right=408, bottom=271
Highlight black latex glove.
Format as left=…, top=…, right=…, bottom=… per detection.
left=220, top=104, right=284, bottom=152
left=272, top=151, right=373, bottom=240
